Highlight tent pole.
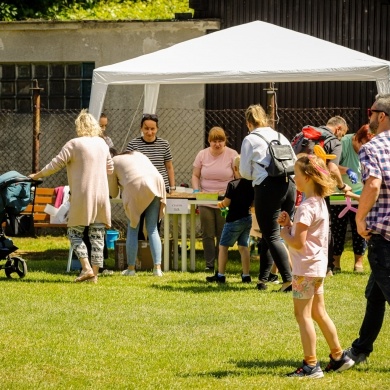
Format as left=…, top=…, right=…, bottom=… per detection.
left=265, top=83, right=277, bottom=130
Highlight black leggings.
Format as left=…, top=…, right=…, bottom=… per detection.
left=255, top=176, right=296, bottom=283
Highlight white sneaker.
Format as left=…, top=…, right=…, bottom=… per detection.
left=121, top=269, right=136, bottom=276
left=100, top=269, right=114, bottom=276
left=153, top=268, right=163, bottom=277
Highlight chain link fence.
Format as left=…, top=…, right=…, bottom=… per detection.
left=1, top=106, right=362, bottom=236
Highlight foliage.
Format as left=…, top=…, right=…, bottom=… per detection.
left=0, top=0, right=193, bottom=21
left=0, top=2, right=18, bottom=21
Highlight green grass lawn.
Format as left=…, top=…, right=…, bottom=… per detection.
left=1, top=235, right=389, bottom=389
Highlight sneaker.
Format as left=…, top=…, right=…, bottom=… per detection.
left=268, top=272, right=279, bottom=284
left=256, top=281, right=268, bottom=290
left=100, top=269, right=114, bottom=276
left=204, top=266, right=214, bottom=272
left=325, top=351, right=355, bottom=372
left=286, top=361, right=324, bottom=378
left=121, top=269, right=136, bottom=276
left=206, top=272, right=226, bottom=283
left=153, top=268, right=164, bottom=277
left=241, top=274, right=252, bottom=283
left=345, top=347, right=368, bottom=365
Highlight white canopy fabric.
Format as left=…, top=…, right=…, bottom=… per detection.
left=89, top=20, right=390, bottom=119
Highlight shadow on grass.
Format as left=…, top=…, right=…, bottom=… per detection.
left=0, top=248, right=73, bottom=278
left=180, top=357, right=388, bottom=377
left=151, top=279, right=259, bottom=293
left=178, top=358, right=297, bottom=378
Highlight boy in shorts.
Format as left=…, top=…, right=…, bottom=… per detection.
left=206, top=155, right=254, bottom=283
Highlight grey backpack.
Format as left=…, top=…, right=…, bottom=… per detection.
left=252, top=132, right=295, bottom=182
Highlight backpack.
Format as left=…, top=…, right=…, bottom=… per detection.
left=291, top=125, right=337, bottom=155
left=252, top=132, right=295, bottom=182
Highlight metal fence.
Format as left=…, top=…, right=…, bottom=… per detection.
left=0, top=106, right=361, bottom=236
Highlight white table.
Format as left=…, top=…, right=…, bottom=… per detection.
left=114, top=195, right=356, bottom=272
left=163, top=198, right=219, bottom=272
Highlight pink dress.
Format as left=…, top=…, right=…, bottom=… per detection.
left=289, top=196, right=329, bottom=277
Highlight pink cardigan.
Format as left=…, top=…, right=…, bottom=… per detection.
left=37, top=136, right=113, bottom=227
left=108, top=152, right=166, bottom=228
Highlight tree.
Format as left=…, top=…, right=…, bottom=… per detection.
left=0, top=0, right=192, bottom=21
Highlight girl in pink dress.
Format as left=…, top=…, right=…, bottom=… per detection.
left=278, top=154, right=354, bottom=378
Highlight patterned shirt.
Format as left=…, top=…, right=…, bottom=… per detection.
left=359, top=131, right=390, bottom=240
left=126, top=137, right=172, bottom=190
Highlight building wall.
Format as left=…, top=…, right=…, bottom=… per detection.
left=0, top=20, right=220, bottom=110
left=0, top=20, right=220, bottom=187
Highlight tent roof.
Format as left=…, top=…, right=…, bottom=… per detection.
left=89, top=20, right=390, bottom=117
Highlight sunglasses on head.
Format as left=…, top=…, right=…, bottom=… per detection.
left=142, top=114, right=158, bottom=121
left=367, top=108, right=389, bottom=118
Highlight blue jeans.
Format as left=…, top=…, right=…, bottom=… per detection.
left=126, top=196, right=162, bottom=266
left=351, top=234, right=390, bottom=356
left=219, top=215, right=252, bottom=247
left=255, top=176, right=296, bottom=283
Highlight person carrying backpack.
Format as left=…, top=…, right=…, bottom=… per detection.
left=240, top=104, right=296, bottom=292
left=292, top=116, right=351, bottom=192
left=291, top=116, right=351, bottom=275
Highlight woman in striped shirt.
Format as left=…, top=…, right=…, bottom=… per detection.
left=126, top=114, right=175, bottom=238
left=126, top=114, right=175, bottom=192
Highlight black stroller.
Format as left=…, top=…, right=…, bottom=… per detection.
left=0, top=171, right=39, bottom=278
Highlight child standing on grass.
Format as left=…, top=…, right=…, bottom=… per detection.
left=277, top=154, right=354, bottom=378
left=206, top=155, right=254, bottom=283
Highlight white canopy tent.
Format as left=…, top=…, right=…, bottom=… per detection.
left=89, top=20, right=390, bottom=119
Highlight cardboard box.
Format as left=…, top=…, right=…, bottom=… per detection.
left=136, top=240, right=154, bottom=270
left=114, top=239, right=127, bottom=271
left=114, top=239, right=172, bottom=271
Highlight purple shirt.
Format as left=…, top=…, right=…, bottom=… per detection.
left=359, top=131, right=390, bottom=241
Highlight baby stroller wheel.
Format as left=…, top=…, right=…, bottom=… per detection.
left=5, top=256, right=27, bottom=278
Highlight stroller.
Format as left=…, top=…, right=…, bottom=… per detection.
left=0, top=171, right=40, bottom=278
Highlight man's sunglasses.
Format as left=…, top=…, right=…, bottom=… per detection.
left=367, top=108, right=389, bottom=118
left=142, top=114, right=158, bottom=121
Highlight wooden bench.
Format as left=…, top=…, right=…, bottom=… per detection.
left=23, top=187, right=74, bottom=271
left=23, top=187, right=67, bottom=229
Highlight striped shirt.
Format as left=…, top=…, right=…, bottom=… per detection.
left=359, top=131, right=390, bottom=240
left=126, top=137, right=173, bottom=190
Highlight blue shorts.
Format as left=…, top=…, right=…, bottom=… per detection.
left=219, top=215, right=252, bottom=247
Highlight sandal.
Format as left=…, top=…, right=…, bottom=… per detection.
left=74, top=270, right=94, bottom=283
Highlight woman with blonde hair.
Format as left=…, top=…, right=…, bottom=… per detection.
left=240, top=104, right=296, bottom=292
left=30, top=109, right=113, bottom=284
left=192, top=127, right=238, bottom=271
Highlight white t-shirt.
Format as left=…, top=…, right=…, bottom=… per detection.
left=289, top=196, right=329, bottom=277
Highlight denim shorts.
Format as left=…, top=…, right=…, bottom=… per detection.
left=219, top=215, right=252, bottom=247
